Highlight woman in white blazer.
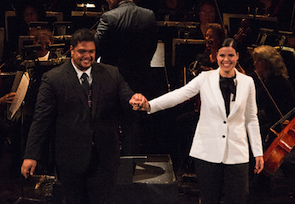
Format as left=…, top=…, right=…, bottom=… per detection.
left=131, top=38, right=264, bottom=204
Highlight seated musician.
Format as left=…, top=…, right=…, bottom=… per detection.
left=0, top=92, right=16, bottom=160
left=196, top=23, right=226, bottom=71
left=33, top=29, right=55, bottom=61
left=250, top=45, right=295, bottom=197
left=192, top=23, right=245, bottom=75
left=188, top=0, right=220, bottom=39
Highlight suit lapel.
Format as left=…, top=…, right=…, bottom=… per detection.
left=210, top=68, right=227, bottom=119
left=65, top=62, right=90, bottom=111
left=91, top=63, right=104, bottom=118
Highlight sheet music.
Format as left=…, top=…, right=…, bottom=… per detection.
left=8, top=72, right=30, bottom=120
left=151, top=42, right=165, bottom=68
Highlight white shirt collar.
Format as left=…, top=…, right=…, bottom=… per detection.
left=71, top=59, right=92, bottom=84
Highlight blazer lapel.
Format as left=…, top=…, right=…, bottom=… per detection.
left=227, top=70, right=244, bottom=119
left=210, top=68, right=227, bottom=119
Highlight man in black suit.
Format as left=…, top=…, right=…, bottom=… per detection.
left=94, top=0, right=158, bottom=155
left=21, top=28, right=147, bottom=204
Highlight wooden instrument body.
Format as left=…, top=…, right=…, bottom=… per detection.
left=263, top=117, right=295, bottom=176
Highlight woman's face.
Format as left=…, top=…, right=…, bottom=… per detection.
left=199, top=4, right=216, bottom=25
left=205, top=28, right=220, bottom=50
left=23, top=6, right=39, bottom=25
left=35, top=34, right=52, bottom=57
left=166, top=0, right=178, bottom=9
left=217, top=46, right=239, bottom=77
left=254, top=57, right=269, bottom=76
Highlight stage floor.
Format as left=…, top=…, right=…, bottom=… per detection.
left=0, top=142, right=294, bottom=204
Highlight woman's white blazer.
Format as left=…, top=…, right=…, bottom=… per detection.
left=149, top=68, right=263, bottom=164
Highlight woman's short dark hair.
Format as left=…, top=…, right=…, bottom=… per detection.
left=71, top=29, right=95, bottom=48
left=220, top=38, right=238, bottom=52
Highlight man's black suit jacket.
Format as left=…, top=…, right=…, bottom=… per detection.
left=94, top=1, right=157, bottom=96
left=24, top=61, right=135, bottom=173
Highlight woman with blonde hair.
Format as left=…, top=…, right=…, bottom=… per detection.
left=251, top=45, right=294, bottom=139
left=33, top=29, right=54, bottom=61
left=251, top=44, right=295, bottom=199
left=252, top=45, right=288, bottom=80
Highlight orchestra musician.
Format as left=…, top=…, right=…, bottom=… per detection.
left=94, top=0, right=158, bottom=156
left=191, top=23, right=245, bottom=76
left=33, top=29, right=55, bottom=61
left=0, top=92, right=16, bottom=162
left=194, top=23, right=226, bottom=73
left=251, top=45, right=295, bottom=147
left=250, top=45, right=295, bottom=197
left=189, top=0, right=220, bottom=39
left=8, top=0, right=47, bottom=55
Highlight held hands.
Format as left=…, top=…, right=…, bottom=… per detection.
left=21, top=159, right=37, bottom=179
left=129, top=93, right=150, bottom=111
left=254, top=156, right=264, bottom=174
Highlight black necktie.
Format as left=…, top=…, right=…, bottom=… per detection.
left=81, top=73, right=92, bottom=108
left=81, top=73, right=90, bottom=97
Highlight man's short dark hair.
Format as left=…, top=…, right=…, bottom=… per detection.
left=71, top=28, right=95, bottom=48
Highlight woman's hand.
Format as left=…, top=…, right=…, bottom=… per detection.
left=254, top=156, right=264, bottom=174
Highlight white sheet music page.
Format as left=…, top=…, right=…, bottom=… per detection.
left=9, top=72, right=30, bottom=120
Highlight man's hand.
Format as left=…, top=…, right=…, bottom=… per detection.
left=129, top=93, right=150, bottom=111
left=0, top=92, right=16, bottom=105
left=21, top=159, right=37, bottom=179
left=254, top=156, right=264, bottom=174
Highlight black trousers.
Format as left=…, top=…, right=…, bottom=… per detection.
left=55, top=147, right=117, bottom=204
left=194, top=158, right=249, bottom=204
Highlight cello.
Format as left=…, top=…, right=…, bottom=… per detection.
left=263, top=107, right=295, bottom=176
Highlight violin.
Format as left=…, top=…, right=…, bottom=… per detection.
left=233, top=18, right=251, bottom=44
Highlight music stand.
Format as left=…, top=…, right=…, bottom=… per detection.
left=171, top=38, right=205, bottom=87
left=53, top=22, right=72, bottom=36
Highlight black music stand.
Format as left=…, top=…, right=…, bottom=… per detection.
left=53, top=22, right=72, bottom=36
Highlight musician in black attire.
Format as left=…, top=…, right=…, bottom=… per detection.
left=251, top=45, right=295, bottom=197
left=195, top=23, right=226, bottom=71
left=94, top=0, right=157, bottom=155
